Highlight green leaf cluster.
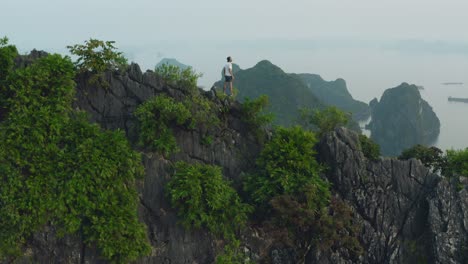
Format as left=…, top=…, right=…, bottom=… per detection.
left=445, top=148, right=468, bottom=177
left=0, top=45, right=149, bottom=262
left=67, top=39, right=128, bottom=74
left=244, top=126, right=330, bottom=210
left=166, top=162, right=252, bottom=240
left=0, top=37, right=18, bottom=83
left=155, top=63, right=202, bottom=94
left=241, top=95, right=273, bottom=141
left=399, top=144, right=444, bottom=172
left=301, top=106, right=350, bottom=137
left=135, top=91, right=220, bottom=156
left=359, top=134, right=381, bottom=161
left=67, top=39, right=128, bottom=88
left=135, top=94, right=192, bottom=156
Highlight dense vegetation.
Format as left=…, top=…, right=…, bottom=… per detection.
left=136, top=65, right=219, bottom=156
left=135, top=94, right=192, bottom=155
left=244, top=126, right=329, bottom=208
left=67, top=39, right=128, bottom=87
left=0, top=39, right=150, bottom=262
left=166, top=162, right=252, bottom=240
left=399, top=144, right=468, bottom=178
left=359, top=134, right=381, bottom=161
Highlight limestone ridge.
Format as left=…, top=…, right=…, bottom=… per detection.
left=367, top=83, right=440, bottom=156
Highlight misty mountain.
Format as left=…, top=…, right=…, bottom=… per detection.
left=156, top=58, right=190, bottom=70
left=293, top=73, right=370, bottom=121
left=367, top=83, right=440, bottom=156
left=215, top=60, right=324, bottom=126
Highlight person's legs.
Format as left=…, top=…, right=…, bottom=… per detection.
left=229, top=82, right=233, bottom=96
left=223, top=81, right=227, bottom=94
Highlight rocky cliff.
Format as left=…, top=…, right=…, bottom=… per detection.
left=367, top=83, right=440, bottom=156
left=10, top=55, right=468, bottom=264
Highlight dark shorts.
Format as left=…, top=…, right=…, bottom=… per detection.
left=225, top=75, right=233, bottom=82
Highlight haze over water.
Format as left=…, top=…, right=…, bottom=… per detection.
left=3, top=0, right=468, bottom=151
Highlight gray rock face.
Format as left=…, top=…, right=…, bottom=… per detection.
left=317, top=128, right=468, bottom=264
left=367, top=83, right=440, bottom=156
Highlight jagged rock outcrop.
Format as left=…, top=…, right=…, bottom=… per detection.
left=367, top=83, right=440, bottom=156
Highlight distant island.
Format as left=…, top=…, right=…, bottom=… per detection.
left=448, top=96, right=468, bottom=103
left=416, top=85, right=424, bottom=90
left=442, top=82, right=464, bottom=85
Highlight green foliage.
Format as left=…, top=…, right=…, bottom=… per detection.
left=399, top=144, right=445, bottom=172
left=67, top=39, right=128, bottom=74
left=167, top=162, right=252, bottom=240
left=216, top=239, right=253, bottom=264
left=135, top=94, right=191, bottom=156
left=0, top=36, right=18, bottom=83
left=241, top=95, right=273, bottom=141
left=445, top=148, right=468, bottom=177
left=184, top=91, right=220, bottom=129
left=244, top=126, right=329, bottom=209
left=155, top=63, right=202, bottom=94
left=0, top=53, right=150, bottom=262
left=301, top=106, right=350, bottom=137
left=67, top=39, right=128, bottom=87
left=359, top=134, right=381, bottom=161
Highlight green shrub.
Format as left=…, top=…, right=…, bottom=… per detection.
left=0, top=37, right=18, bottom=83
left=184, top=91, right=220, bottom=129
left=155, top=63, right=202, bottom=94
left=67, top=39, right=128, bottom=74
left=67, top=39, right=128, bottom=87
left=244, top=126, right=329, bottom=209
left=445, top=148, right=468, bottom=177
left=241, top=95, right=273, bottom=141
left=166, top=162, right=252, bottom=240
left=301, top=106, right=350, bottom=137
left=399, top=144, right=445, bottom=172
left=0, top=52, right=150, bottom=262
left=359, top=134, right=381, bottom=161
left=135, top=94, right=192, bottom=156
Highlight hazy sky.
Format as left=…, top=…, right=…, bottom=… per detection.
left=2, top=0, right=468, bottom=101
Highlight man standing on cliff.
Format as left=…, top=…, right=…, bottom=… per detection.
left=223, top=56, right=234, bottom=96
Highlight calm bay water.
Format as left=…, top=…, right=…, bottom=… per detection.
left=421, top=84, right=468, bottom=150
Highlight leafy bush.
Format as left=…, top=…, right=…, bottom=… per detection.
left=67, top=39, right=128, bottom=73
left=0, top=51, right=150, bottom=262
left=399, top=144, right=445, bottom=172
left=0, top=37, right=18, bottom=83
left=244, top=126, right=329, bottom=209
left=359, top=134, right=381, bottom=161
left=67, top=39, right=128, bottom=87
left=166, top=162, right=252, bottom=240
left=155, top=63, right=202, bottom=94
left=445, top=148, right=468, bottom=177
left=301, top=106, right=350, bottom=137
left=241, top=95, right=273, bottom=141
left=135, top=94, right=192, bottom=156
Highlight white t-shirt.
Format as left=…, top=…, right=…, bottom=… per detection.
left=224, top=62, right=233, bottom=76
